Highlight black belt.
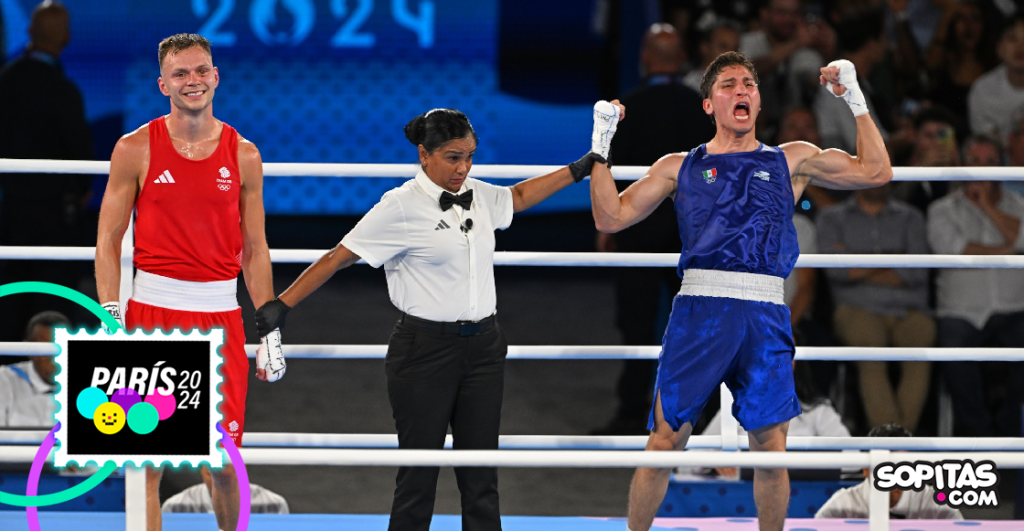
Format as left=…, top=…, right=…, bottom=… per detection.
left=399, top=313, right=495, bottom=337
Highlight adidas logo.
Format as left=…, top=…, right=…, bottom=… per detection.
left=754, top=170, right=770, bottom=182
left=435, top=220, right=451, bottom=231
left=153, top=170, right=176, bottom=184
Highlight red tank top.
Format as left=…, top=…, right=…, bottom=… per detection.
left=133, top=117, right=243, bottom=282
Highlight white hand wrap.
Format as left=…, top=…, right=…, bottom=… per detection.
left=256, top=329, right=286, bottom=382
left=825, top=59, right=869, bottom=117
left=101, top=301, right=123, bottom=332
left=591, top=100, right=620, bottom=159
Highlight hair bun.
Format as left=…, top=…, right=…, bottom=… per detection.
left=404, top=115, right=427, bottom=146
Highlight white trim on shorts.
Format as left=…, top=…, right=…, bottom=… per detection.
left=678, top=269, right=785, bottom=305
left=131, top=269, right=239, bottom=313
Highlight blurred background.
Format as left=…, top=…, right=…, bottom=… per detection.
left=1, top=0, right=1024, bottom=522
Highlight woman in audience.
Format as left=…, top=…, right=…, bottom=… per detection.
left=926, top=0, right=997, bottom=120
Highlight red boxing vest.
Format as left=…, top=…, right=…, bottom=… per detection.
left=133, top=117, right=243, bottom=282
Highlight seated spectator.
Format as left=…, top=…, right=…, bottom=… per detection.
left=893, top=107, right=960, bottom=214
left=968, top=15, right=1024, bottom=146
left=0, top=311, right=69, bottom=427
left=1005, top=110, right=1024, bottom=197
left=928, top=135, right=1024, bottom=437
left=815, top=423, right=963, bottom=519
left=814, top=6, right=890, bottom=155
left=817, top=185, right=934, bottom=434
left=682, top=20, right=740, bottom=94
left=740, top=0, right=833, bottom=142
left=925, top=0, right=997, bottom=121
left=162, top=469, right=289, bottom=514
left=777, top=106, right=840, bottom=212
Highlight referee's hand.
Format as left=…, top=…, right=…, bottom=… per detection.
left=255, top=298, right=290, bottom=337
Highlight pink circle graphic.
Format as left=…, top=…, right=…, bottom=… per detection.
left=144, top=391, right=177, bottom=420
left=111, top=387, right=141, bottom=411
left=936, top=492, right=946, bottom=502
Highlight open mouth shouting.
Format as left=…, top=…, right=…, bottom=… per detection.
left=733, top=102, right=751, bottom=122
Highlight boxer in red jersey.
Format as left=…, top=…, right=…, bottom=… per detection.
left=95, top=34, right=284, bottom=531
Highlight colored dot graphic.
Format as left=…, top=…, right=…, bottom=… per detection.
left=937, top=492, right=947, bottom=502
left=111, top=387, right=141, bottom=411
left=75, top=386, right=175, bottom=435
left=127, top=402, right=160, bottom=434
left=145, top=390, right=177, bottom=420
left=75, top=387, right=107, bottom=419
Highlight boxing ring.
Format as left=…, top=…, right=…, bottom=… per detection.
left=1, top=159, right=1023, bottom=531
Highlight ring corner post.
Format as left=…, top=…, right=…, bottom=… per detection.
left=124, top=464, right=146, bottom=531
left=868, top=449, right=890, bottom=531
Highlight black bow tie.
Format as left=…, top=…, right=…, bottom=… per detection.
left=439, top=190, right=473, bottom=212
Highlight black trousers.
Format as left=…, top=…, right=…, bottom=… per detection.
left=384, top=318, right=507, bottom=531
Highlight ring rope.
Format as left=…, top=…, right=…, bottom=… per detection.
left=1, top=246, right=1023, bottom=269
left=3, top=432, right=1023, bottom=451
left=2, top=158, right=1024, bottom=181
left=0, top=343, right=1021, bottom=361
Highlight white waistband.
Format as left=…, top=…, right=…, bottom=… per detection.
left=678, top=269, right=785, bottom=305
left=132, top=269, right=239, bottom=312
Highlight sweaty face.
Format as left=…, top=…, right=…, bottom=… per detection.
left=159, top=47, right=219, bottom=113
left=704, top=65, right=760, bottom=134
left=421, top=137, right=476, bottom=193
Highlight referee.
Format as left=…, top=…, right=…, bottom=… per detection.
left=255, top=108, right=615, bottom=531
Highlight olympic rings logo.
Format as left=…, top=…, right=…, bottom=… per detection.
left=218, top=184, right=231, bottom=191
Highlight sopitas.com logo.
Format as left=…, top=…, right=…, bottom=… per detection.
left=873, top=459, right=1000, bottom=508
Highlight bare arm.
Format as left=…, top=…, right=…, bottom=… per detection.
left=238, top=141, right=275, bottom=309
left=591, top=153, right=681, bottom=233
left=277, top=244, right=361, bottom=308
left=510, top=167, right=576, bottom=213
left=95, top=132, right=146, bottom=303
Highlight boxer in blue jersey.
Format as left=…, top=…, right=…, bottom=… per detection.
left=586, top=52, right=893, bottom=531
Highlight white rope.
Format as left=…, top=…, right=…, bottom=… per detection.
left=3, top=431, right=1023, bottom=451
left=2, top=159, right=1023, bottom=181
left=2, top=246, right=1024, bottom=269
left=3, top=343, right=1022, bottom=361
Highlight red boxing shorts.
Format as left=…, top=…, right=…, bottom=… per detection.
left=125, top=299, right=249, bottom=447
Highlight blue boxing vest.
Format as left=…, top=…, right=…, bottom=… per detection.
left=674, top=143, right=799, bottom=279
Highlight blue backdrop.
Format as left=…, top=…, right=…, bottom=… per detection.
left=1, top=0, right=597, bottom=214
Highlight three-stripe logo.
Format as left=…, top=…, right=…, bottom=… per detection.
left=153, top=170, right=176, bottom=184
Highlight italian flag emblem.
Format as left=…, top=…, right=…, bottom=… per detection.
left=702, top=168, right=717, bottom=183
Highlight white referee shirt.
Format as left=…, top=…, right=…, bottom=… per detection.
left=0, top=361, right=56, bottom=428
left=341, top=170, right=514, bottom=322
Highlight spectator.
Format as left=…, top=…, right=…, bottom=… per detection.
left=682, top=20, right=740, bottom=94
left=1006, top=110, right=1024, bottom=197
left=0, top=1, right=93, bottom=341
left=814, top=6, right=890, bottom=154
left=815, top=423, right=963, bottom=519
left=0, top=311, right=69, bottom=427
left=928, top=134, right=1024, bottom=437
left=163, top=469, right=289, bottom=514
left=591, top=23, right=715, bottom=436
left=893, top=107, right=960, bottom=214
left=925, top=0, right=997, bottom=121
left=968, top=15, right=1024, bottom=146
left=740, top=0, right=834, bottom=142
left=817, top=184, right=934, bottom=434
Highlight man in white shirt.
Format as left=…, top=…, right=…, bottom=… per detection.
left=927, top=135, right=1024, bottom=437
left=0, top=311, right=68, bottom=428
left=816, top=424, right=963, bottom=520
left=968, top=16, right=1024, bottom=147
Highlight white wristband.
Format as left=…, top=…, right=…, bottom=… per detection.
left=825, top=59, right=869, bottom=117
left=101, top=301, right=124, bottom=332
left=591, top=100, right=619, bottom=159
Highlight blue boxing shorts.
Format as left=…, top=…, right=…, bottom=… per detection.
left=649, top=269, right=801, bottom=432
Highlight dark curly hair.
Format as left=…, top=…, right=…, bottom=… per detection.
left=403, top=109, right=478, bottom=155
